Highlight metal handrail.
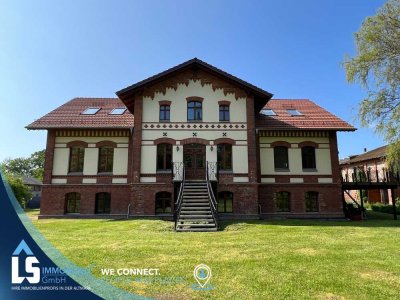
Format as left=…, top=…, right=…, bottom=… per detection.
left=206, top=161, right=218, bottom=228
left=174, top=164, right=185, bottom=229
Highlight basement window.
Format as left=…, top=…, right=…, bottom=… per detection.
left=109, top=108, right=127, bottom=115
left=81, top=107, right=101, bottom=115
left=260, top=109, right=276, bottom=116
left=287, top=109, right=303, bottom=116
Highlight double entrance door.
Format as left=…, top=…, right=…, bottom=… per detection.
left=183, top=143, right=206, bottom=180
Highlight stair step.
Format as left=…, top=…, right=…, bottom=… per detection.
left=181, top=207, right=212, bottom=210
left=176, top=223, right=216, bottom=227
left=177, top=219, right=214, bottom=222
left=180, top=211, right=211, bottom=214
left=179, top=214, right=213, bottom=218
left=176, top=228, right=217, bottom=232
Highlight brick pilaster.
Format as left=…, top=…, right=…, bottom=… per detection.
left=246, top=96, right=258, bottom=183
left=329, top=131, right=341, bottom=184
left=43, top=130, right=56, bottom=184
left=132, top=95, right=143, bottom=183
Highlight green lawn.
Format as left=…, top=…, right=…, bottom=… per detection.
left=27, top=210, right=400, bottom=300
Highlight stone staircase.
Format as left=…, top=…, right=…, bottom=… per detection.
left=175, top=180, right=218, bottom=232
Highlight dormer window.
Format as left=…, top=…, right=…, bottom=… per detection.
left=261, top=109, right=276, bottom=116
left=81, top=107, right=101, bottom=115
left=109, top=108, right=126, bottom=115
left=287, top=109, right=302, bottom=116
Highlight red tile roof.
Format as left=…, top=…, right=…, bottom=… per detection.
left=26, top=98, right=134, bottom=129
left=340, top=145, right=387, bottom=165
left=256, top=99, right=355, bottom=131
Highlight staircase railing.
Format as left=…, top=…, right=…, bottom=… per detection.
left=173, top=163, right=185, bottom=229
left=206, top=161, right=218, bottom=229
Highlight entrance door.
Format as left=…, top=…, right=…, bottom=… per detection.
left=183, top=143, right=206, bottom=180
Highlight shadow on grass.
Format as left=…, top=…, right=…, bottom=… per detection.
left=219, top=214, right=399, bottom=230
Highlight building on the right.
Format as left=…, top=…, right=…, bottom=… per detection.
left=340, top=145, right=399, bottom=204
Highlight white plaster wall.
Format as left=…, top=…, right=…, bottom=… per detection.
left=141, top=146, right=157, bottom=174
left=83, top=148, right=98, bottom=175
left=142, top=80, right=247, bottom=123
left=113, top=148, right=128, bottom=175
left=141, top=130, right=248, bottom=142
left=259, top=137, right=332, bottom=175
left=232, top=146, right=248, bottom=173
left=52, top=148, right=69, bottom=175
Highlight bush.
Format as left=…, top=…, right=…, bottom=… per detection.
left=371, top=202, right=400, bottom=215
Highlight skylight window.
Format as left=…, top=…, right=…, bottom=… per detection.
left=109, top=108, right=127, bottom=115
left=81, top=107, right=101, bottom=115
left=260, top=109, right=276, bottom=116
left=287, top=109, right=303, bottom=116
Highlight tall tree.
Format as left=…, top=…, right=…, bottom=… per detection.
left=1, top=149, right=45, bottom=180
left=343, top=0, right=400, bottom=170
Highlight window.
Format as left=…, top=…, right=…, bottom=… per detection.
left=274, top=146, right=289, bottom=170
left=305, top=191, right=319, bottom=212
left=217, top=144, right=232, bottom=171
left=69, top=147, right=85, bottom=173
left=65, top=192, right=80, bottom=213
left=109, top=108, right=126, bottom=115
left=159, top=105, right=170, bottom=122
left=302, top=146, right=316, bottom=169
left=219, top=105, right=230, bottom=122
left=260, top=109, right=276, bottom=116
left=275, top=191, right=290, bottom=212
left=81, top=107, right=101, bottom=115
left=287, top=109, right=302, bottom=116
left=98, top=147, right=114, bottom=173
left=218, top=191, right=233, bottom=213
left=155, top=192, right=172, bottom=214
left=187, top=101, right=202, bottom=121
left=157, top=144, right=172, bottom=170
left=95, top=192, right=111, bottom=214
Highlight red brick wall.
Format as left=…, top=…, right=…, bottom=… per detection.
left=259, top=183, right=344, bottom=217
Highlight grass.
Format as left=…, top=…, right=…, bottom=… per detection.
left=27, top=210, right=400, bottom=300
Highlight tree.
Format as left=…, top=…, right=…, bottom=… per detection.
left=1, top=149, right=45, bottom=180
left=4, top=174, right=32, bottom=208
left=343, top=0, right=400, bottom=170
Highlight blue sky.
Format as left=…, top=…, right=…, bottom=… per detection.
left=0, top=0, right=387, bottom=161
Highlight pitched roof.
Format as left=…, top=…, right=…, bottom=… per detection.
left=26, top=98, right=134, bottom=130
left=23, top=177, right=42, bottom=185
left=116, top=58, right=273, bottom=113
left=340, top=145, right=387, bottom=165
left=256, top=99, right=355, bottom=131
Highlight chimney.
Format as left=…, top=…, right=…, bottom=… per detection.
left=364, top=148, right=367, bottom=153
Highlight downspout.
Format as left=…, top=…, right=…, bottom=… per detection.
left=127, top=203, right=131, bottom=219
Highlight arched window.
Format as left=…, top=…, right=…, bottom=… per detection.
left=157, top=143, right=172, bottom=170
left=155, top=192, right=172, bottom=214
left=274, top=146, right=289, bottom=170
left=219, top=105, right=230, bottom=122
left=217, top=144, right=232, bottom=171
left=69, top=147, right=85, bottom=173
left=187, top=101, right=202, bottom=121
left=65, top=192, right=80, bottom=214
left=305, top=191, right=319, bottom=212
left=275, top=191, right=290, bottom=212
left=301, top=146, right=316, bottom=169
left=95, top=192, right=111, bottom=214
left=98, top=147, right=114, bottom=173
left=218, top=191, right=233, bottom=213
